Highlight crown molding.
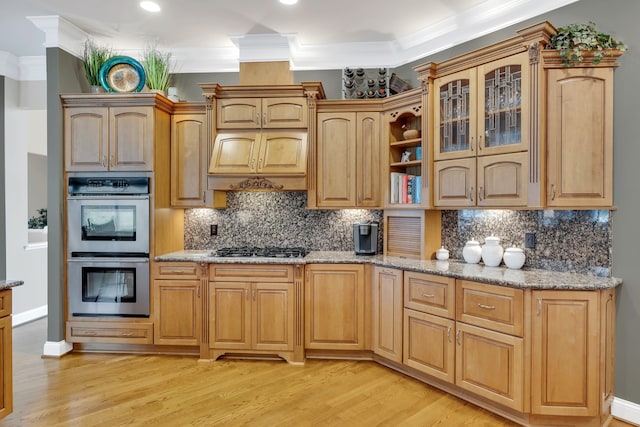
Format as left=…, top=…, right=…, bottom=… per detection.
left=0, top=51, right=20, bottom=80
left=27, top=15, right=88, bottom=58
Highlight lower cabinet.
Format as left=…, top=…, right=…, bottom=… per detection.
left=0, top=290, right=12, bottom=420
left=372, top=267, right=403, bottom=362
left=66, top=320, right=154, bottom=344
left=305, top=264, right=365, bottom=350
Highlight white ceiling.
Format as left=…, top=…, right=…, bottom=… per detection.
left=0, top=0, right=577, bottom=74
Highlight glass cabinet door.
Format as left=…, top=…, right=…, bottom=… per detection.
left=478, top=52, right=529, bottom=155
left=434, top=69, right=477, bottom=161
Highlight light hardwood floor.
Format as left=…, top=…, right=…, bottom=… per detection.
left=3, top=318, right=635, bottom=427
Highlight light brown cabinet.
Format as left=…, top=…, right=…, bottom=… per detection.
left=0, top=290, right=12, bottom=420
left=217, top=97, right=308, bottom=129
left=153, top=261, right=202, bottom=346
left=305, top=264, right=365, bottom=350
left=66, top=320, right=154, bottom=344
left=544, top=57, right=618, bottom=207
left=208, top=264, right=297, bottom=362
left=64, top=106, right=155, bottom=171
left=531, top=289, right=615, bottom=418
left=171, top=109, right=208, bottom=207
left=316, top=110, right=381, bottom=208
left=372, top=267, right=403, bottom=362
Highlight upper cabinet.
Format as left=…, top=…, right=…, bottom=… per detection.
left=62, top=93, right=172, bottom=173
left=217, top=97, right=308, bottom=129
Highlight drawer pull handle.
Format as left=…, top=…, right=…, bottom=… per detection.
left=477, top=303, right=496, bottom=310
left=120, top=333, right=134, bottom=337
left=537, top=297, right=542, bottom=316
left=447, top=326, right=452, bottom=342
left=421, top=293, right=435, bottom=298
left=456, top=329, right=461, bottom=345
left=82, top=331, right=97, bottom=336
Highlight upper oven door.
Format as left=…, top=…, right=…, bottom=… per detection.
left=67, top=196, right=150, bottom=255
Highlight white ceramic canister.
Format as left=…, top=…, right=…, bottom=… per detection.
left=436, top=246, right=450, bottom=260
left=503, top=247, right=526, bottom=269
left=462, top=240, right=482, bottom=264
left=481, top=236, right=504, bottom=267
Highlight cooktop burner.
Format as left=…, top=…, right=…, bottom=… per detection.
left=214, top=246, right=308, bottom=258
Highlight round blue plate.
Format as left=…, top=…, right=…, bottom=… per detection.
left=99, top=56, right=146, bottom=93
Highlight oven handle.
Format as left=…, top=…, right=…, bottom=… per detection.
left=67, top=195, right=149, bottom=200
left=67, top=257, right=149, bottom=264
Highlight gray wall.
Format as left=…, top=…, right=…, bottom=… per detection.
left=28, top=153, right=47, bottom=219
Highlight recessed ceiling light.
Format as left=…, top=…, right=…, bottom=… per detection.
left=279, top=0, right=298, bottom=5
left=140, top=1, right=161, bottom=12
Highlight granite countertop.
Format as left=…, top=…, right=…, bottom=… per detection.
left=0, top=279, right=24, bottom=291
left=155, top=250, right=622, bottom=291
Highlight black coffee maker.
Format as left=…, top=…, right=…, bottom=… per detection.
left=353, top=221, right=379, bottom=255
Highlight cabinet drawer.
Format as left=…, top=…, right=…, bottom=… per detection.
left=209, top=264, right=294, bottom=282
left=404, top=272, right=455, bottom=318
left=456, top=280, right=523, bottom=336
left=152, top=262, right=201, bottom=280
left=66, top=321, right=153, bottom=344
left=0, top=290, right=11, bottom=318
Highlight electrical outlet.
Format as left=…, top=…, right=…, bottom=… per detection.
left=525, top=232, right=536, bottom=249
left=210, top=224, right=218, bottom=236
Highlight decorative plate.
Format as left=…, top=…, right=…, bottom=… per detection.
left=99, top=56, right=146, bottom=93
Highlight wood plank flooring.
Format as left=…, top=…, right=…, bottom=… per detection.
left=3, top=318, right=635, bottom=427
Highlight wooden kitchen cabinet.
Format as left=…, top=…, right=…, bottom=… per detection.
left=171, top=108, right=208, bottom=207
left=315, top=110, right=381, bottom=208
left=217, top=97, right=308, bottom=129
left=544, top=54, right=619, bottom=207
left=305, top=264, right=365, bottom=350
left=372, top=267, right=403, bottom=362
left=0, top=290, right=12, bottom=420
left=530, top=289, right=615, bottom=418
left=208, top=264, right=298, bottom=362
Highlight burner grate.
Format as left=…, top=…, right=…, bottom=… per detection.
left=215, top=247, right=308, bottom=258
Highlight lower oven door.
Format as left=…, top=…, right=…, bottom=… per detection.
left=68, top=257, right=150, bottom=317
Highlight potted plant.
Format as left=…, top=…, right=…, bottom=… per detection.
left=82, top=39, right=114, bottom=92
left=142, top=46, right=172, bottom=95
left=548, top=21, right=627, bottom=67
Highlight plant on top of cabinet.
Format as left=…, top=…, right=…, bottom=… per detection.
left=82, top=39, right=114, bottom=91
left=548, top=22, right=627, bottom=67
left=142, top=45, right=173, bottom=94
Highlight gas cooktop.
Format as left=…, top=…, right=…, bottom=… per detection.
left=214, top=247, right=308, bottom=258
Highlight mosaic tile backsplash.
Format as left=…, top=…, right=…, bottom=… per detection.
left=184, top=192, right=384, bottom=253
left=184, top=192, right=613, bottom=277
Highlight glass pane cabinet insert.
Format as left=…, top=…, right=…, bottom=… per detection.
left=483, top=65, right=522, bottom=149
left=439, top=79, right=471, bottom=153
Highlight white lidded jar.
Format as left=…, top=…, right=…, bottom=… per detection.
left=503, top=247, right=526, bottom=269
left=462, top=240, right=482, bottom=264
left=436, top=246, right=450, bottom=260
left=481, top=236, right=504, bottom=267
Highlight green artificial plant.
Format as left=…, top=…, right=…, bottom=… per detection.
left=82, top=39, right=114, bottom=86
left=142, top=46, right=172, bottom=93
left=28, top=208, right=47, bottom=229
left=549, top=22, right=627, bottom=67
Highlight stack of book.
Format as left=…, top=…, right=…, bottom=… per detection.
left=390, top=173, right=421, bottom=204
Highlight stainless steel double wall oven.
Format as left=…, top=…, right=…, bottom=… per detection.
left=66, top=173, right=151, bottom=317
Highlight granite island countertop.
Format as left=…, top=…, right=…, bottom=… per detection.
left=0, top=279, right=24, bottom=291
left=155, top=250, right=622, bottom=291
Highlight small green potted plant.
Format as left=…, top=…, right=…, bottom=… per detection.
left=82, top=39, right=114, bottom=92
left=142, top=46, right=172, bottom=95
left=548, top=21, right=627, bottom=67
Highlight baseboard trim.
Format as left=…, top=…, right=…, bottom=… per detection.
left=43, top=340, right=73, bottom=357
left=12, top=305, right=48, bottom=327
left=612, top=397, right=640, bottom=426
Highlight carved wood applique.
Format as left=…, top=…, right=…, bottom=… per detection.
left=229, top=177, right=285, bottom=190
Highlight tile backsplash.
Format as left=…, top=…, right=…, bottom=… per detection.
left=184, top=192, right=613, bottom=277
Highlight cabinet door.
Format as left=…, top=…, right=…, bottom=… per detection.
left=210, top=282, right=251, bottom=350
left=316, top=113, right=357, bottom=207
left=171, top=114, right=207, bottom=207
left=109, top=107, right=154, bottom=171
left=546, top=67, right=613, bottom=207
left=433, top=158, right=476, bottom=207
left=477, top=52, right=530, bottom=156
left=305, top=264, right=365, bottom=350
left=64, top=107, right=109, bottom=171
left=455, top=322, right=524, bottom=411
left=252, top=283, right=294, bottom=351
left=434, top=69, right=477, bottom=161
left=477, top=152, right=528, bottom=207
left=403, top=309, right=455, bottom=383
left=209, top=133, right=260, bottom=174
left=262, top=98, right=308, bottom=128
left=0, top=309, right=12, bottom=419
left=217, top=98, right=261, bottom=129
left=257, top=132, right=307, bottom=174
left=372, top=267, right=403, bottom=362
left=531, top=290, right=599, bottom=417
left=154, top=280, right=201, bottom=346
left=356, top=112, right=381, bottom=207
